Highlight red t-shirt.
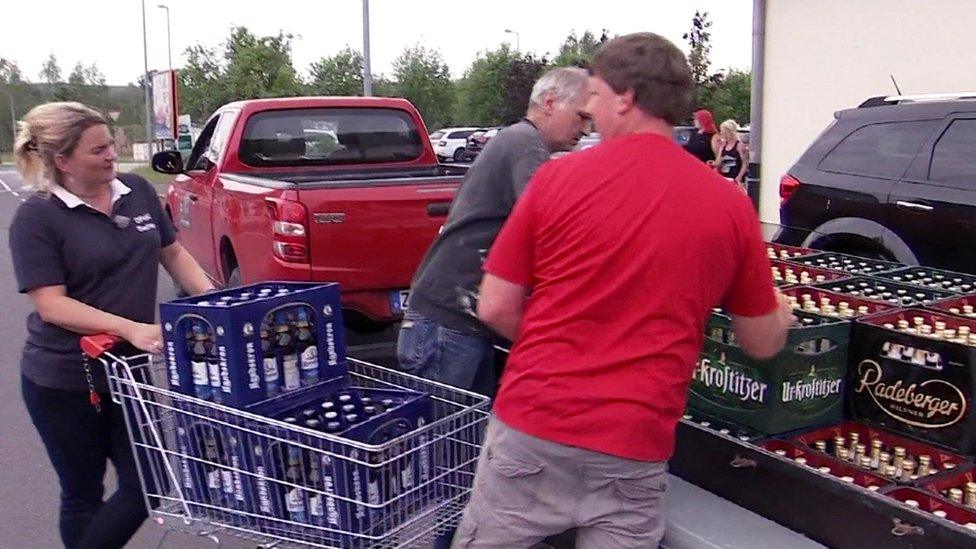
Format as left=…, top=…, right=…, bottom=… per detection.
left=484, top=132, right=777, bottom=461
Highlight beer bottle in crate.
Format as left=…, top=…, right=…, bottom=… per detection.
left=294, top=307, right=319, bottom=387
left=189, top=321, right=212, bottom=400
left=261, top=322, right=281, bottom=398
left=204, top=326, right=222, bottom=404
left=284, top=446, right=308, bottom=523
left=202, top=430, right=230, bottom=506
left=273, top=310, right=301, bottom=392
left=307, top=452, right=325, bottom=525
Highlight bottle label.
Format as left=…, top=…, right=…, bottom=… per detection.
left=264, top=357, right=279, bottom=382
left=309, top=494, right=323, bottom=517
left=192, top=360, right=208, bottom=386
left=367, top=478, right=381, bottom=505
left=207, top=470, right=221, bottom=490
left=300, top=345, right=318, bottom=372
left=283, top=355, right=300, bottom=391
left=286, top=489, right=305, bottom=512
left=221, top=470, right=234, bottom=494
left=207, top=360, right=220, bottom=388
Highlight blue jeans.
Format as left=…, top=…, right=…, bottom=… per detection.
left=22, top=375, right=148, bottom=549
left=396, top=310, right=497, bottom=398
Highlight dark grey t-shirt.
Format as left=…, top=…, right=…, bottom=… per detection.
left=408, top=120, right=550, bottom=336
left=10, top=173, right=177, bottom=392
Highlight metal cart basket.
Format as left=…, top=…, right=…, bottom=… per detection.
left=81, top=335, right=491, bottom=548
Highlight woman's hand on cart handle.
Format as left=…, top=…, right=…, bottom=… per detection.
left=122, top=321, right=165, bottom=355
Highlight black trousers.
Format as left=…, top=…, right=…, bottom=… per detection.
left=22, top=375, right=148, bottom=549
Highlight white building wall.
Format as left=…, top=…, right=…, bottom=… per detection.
left=759, top=0, right=975, bottom=223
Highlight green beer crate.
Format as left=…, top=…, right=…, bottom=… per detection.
left=688, top=309, right=851, bottom=435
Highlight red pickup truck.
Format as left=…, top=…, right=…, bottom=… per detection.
left=151, top=97, right=465, bottom=328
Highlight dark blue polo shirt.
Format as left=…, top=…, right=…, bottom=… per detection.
left=10, top=173, right=176, bottom=392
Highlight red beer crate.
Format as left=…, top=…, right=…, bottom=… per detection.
left=813, top=276, right=957, bottom=307
left=919, top=468, right=976, bottom=508
left=885, top=487, right=976, bottom=533
left=848, top=309, right=976, bottom=454
left=787, top=421, right=969, bottom=484
left=788, top=252, right=903, bottom=276
left=770, top=260, right=849, bottom=288
left=780, top=286, right=895, bottom=318
left=765, top=242, right=817, bottom=261
left=928, top=295, right=976, bottom=319
left=879, top=267, right=976, bottom=295
left=760, top=439, right=891, bottom=491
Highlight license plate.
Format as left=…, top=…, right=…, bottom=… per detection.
left=391, top=290, right=410, bottom=314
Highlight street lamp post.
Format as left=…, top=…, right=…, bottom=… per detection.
left=504, top=29, right=520, bottom=52
left=362, top=0, right=373, bottom=96
left=157, top=4, right=172, bottom=71
left=141, top=0, right=154, bottom=153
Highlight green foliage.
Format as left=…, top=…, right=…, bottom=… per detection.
left=551, top=30, right=608, bottom=68
left=453, top=45, right=519, bottom=125
left=178, top=44, right=225, bottom=122
left=389, top=44, right=455, bottom=130
left=308, top=47, right=364, bottom=96
left=39, top=53, right=62, bottom=84
left=683, top=11, right=713, bottom=87
left=707, top=70, right=751, bottom=125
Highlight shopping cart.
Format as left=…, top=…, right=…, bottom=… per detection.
left=80, top=334, right=491, bottom=548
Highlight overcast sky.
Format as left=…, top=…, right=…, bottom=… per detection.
left=2, top=0, right=752, bottom=85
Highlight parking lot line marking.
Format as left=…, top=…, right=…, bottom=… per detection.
left=0, top=175, right=20, bottom=197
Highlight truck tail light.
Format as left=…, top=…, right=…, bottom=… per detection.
left=780, top=174, right=801, bottom=205
left=265, top=198, right=309, bottom=263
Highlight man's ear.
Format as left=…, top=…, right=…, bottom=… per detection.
left=544, top=91, right=558, bottom=115
left=615, top=88, right=636, bottom=115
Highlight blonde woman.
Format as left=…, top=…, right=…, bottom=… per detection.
left=9, top=102, right=213, bottom=548
left=715, top=119, right=749, bottom=192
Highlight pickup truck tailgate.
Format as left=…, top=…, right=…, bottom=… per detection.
left=297, top=177, right=458, bottom=291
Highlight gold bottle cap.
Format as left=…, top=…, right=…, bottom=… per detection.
left=966, top=481, right=976, bottom=492
left=774, top=449, right=787, bottom=456
left=885, top=465, right=898, bottom=477
left=818, top=466, right=832, bottom=474
left=894, top=446, right=907, bottom=457
left=904, top=499, right=920, bottom=508
left=949, top=307, right=961, bottom=315
left=933, top=510, right=948, bottom=519
left=949, top=488, right=964, bottom=501
left=867, top=485, right=880, bottom=492
left=840, top=476, right=855, bottom=483
left=871, top=439, right=884, bottom=449
left=859, top=456, right=873, bottom=468
left=856, top=443, right=866, bottom=453
left=913, top=316, right=925, bottom=326
left=897, top=319, right=910, bottom=329
left=794, top=457, right=808, bottom=465
left=944, top=462, right=957, bottom=470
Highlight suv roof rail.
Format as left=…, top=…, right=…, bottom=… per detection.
left=875, top=91, right=976, bottom=104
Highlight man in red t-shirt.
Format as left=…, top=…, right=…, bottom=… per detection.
left=450, top=33, right=793, bottom=549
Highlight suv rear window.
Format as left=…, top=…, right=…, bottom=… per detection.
left=818, top=120, right=937, bottom=179
left=929, top=119, right=976, bottom=185
left=447, top=130, right=475, bottom=139
left=239, top=108, right=423, bottom=166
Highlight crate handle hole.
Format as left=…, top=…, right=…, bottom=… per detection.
left=729, top=455, right=757, bottom=469
left=890, top=518, right=924, bottom=537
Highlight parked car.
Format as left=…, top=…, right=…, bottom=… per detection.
left=460, top=127, right=501, bottom=162
left=776, top=92, right=976, bottom=273
left=430, top=126, right=479, bottom=162
left=152, top=96, right=468, bottom=329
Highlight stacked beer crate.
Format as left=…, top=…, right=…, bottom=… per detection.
left=158, top=282, right=435, bottom=546
left=677, top=244, right=976, bottom=545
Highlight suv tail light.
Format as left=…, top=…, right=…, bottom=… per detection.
left=265, top=198, right=309, bottom=263
left=780, top=174, right=801, bottom=205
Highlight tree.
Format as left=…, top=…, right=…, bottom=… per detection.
left=454, top=45, right=520, bottom=125
left=683, top=11, right=723, bottom=111
left=39, top=53, right=62, bottom=84
left=222, top=27, right=303, bottom=101
left=552, top=30, right=609, bottom=68
left=499, top=53, right=549, bottom=123
left=708, top=69, right=751, bottom=125
left=390, top=44, right=455, bottom=130
left=308, top=47, right=364, bottom=96
left=178, top=44, right=225, bottom=120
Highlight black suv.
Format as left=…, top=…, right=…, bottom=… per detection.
left=776, top=93, right=976, bottom=274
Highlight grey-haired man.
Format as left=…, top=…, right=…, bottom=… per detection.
left=398, top=67, right=591, bottom=397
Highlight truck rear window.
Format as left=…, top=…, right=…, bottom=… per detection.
left=239, top=108, right=424, bottom=167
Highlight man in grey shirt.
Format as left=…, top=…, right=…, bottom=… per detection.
left=398, top=67, right=591, bottom=397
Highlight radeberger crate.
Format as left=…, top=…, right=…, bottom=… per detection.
left=688, top=309, right=849, bottom=435
left=928, top=295, right=976, bottom=319
left=790, top=252, right=903, bottom=276
left=770, top=260, right=849, bottom=288
left=848, top=309, right=976, bottom=455
left=879, top=267, right=976, bottom=295
left=884, top=487, right=976, bottom=534
left=918, top=468, right=976, bottom=510
left=760, top=439, right=892, bottom=492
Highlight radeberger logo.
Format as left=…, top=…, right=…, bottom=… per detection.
left=855, top=360, right=967, bottom=428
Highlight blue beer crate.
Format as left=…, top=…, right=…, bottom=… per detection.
left=160, top=282, right=346, bottom=408
left=241, top=378, right=435, bottom=545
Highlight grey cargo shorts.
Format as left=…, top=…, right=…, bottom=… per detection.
left=452, top=416, right=668, bottom=548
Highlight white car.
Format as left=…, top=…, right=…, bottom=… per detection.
left=431, top=127, right=479, bottom=162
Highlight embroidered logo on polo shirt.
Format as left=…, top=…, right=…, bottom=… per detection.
left=133, top=213, right=157, bottom=233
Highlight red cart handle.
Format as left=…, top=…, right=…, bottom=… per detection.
left=80, top=334, right=123, bottom=358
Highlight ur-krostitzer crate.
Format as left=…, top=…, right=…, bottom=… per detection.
left=688, top=309, right=849, bottom=435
